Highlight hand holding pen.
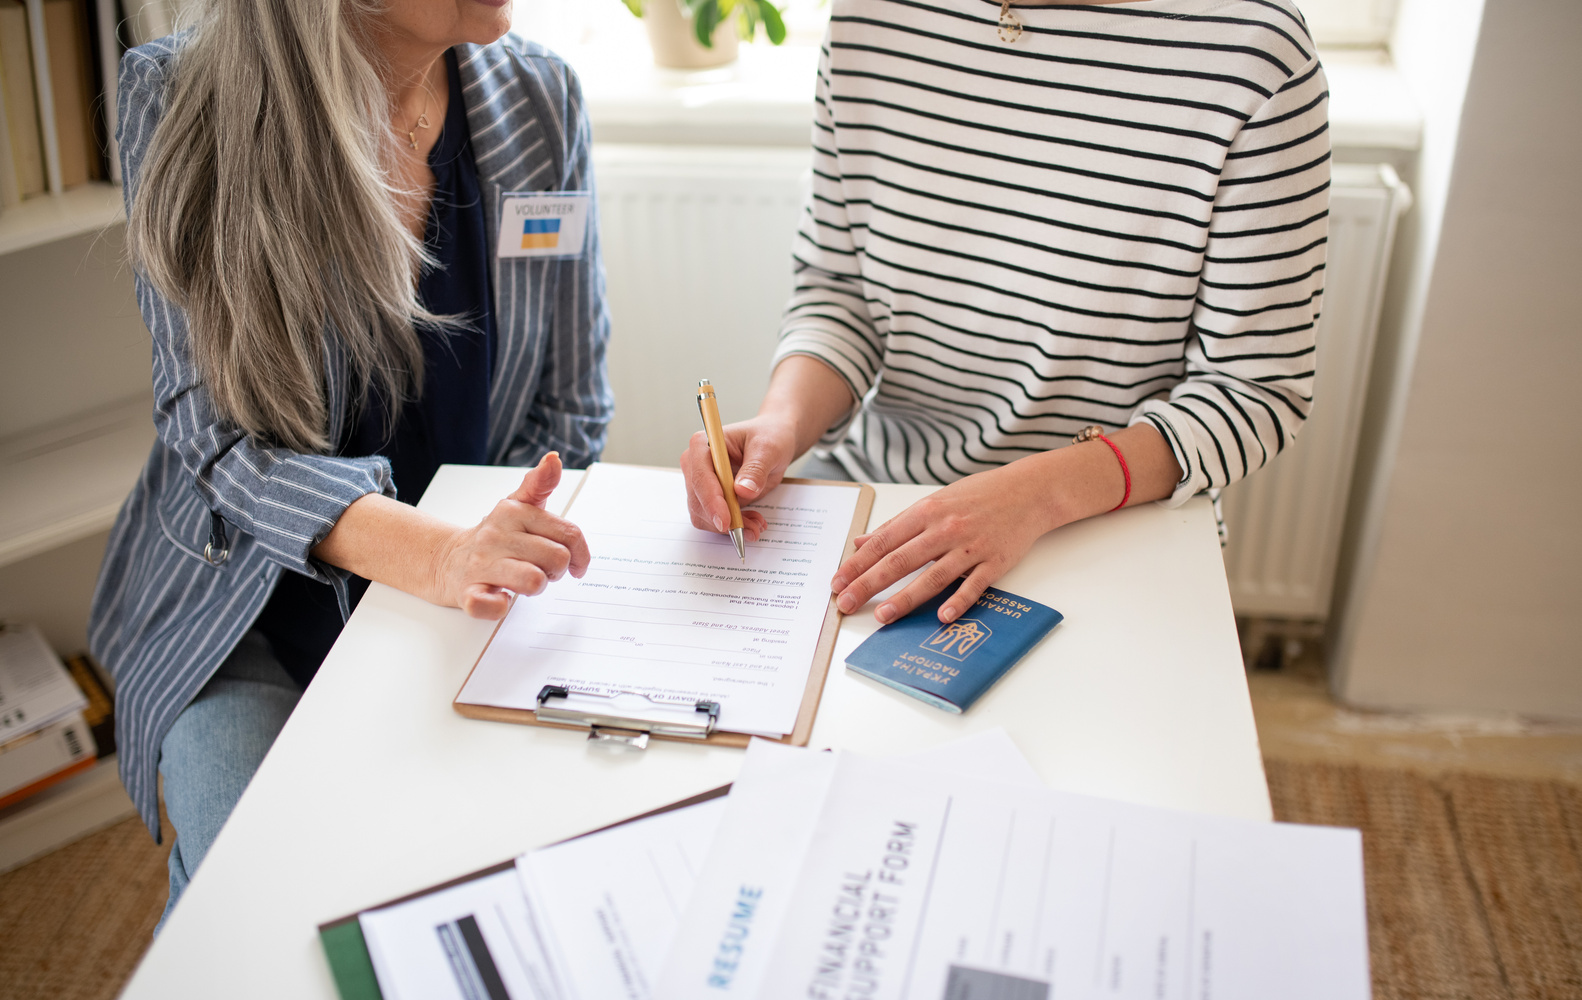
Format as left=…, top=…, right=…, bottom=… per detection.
left=682, top=380, right=782, bottom=560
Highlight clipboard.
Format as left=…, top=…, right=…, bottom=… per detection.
left=452, top=473, right=875, bottom=749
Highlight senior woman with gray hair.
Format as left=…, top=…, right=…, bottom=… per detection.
left=89, top=0, right=610, bottom=927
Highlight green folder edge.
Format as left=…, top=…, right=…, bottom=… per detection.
left=313, top=784, right=734, bottom=1000
left=316, top=858, right=517, bottom=1000
left=319, top=917, right=384, bottom=1000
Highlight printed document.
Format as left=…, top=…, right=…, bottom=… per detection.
left=517, top=796, right=730, bottom=1000
left=359, top=800, right=726, bottom=1000
left=656, top=742, right=1370, bottom=1000
left=0, top=625, right=87, bottom=741
left=457, top=464, right=862, bottom=737
left=513, top=730, right=1041, bottom=1000
left=358, top=731, right=1040, bottom=1000
left=359, top=869, right=557, bottom=1000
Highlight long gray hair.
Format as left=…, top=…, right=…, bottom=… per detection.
left=127, top=0, right=434, bottom=453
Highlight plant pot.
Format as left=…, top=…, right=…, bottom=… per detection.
left=643, top=0, right=739, bottom=70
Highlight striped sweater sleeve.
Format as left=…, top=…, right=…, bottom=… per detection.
left=1133, top=56, right=1330, bottom=505
left=119, top=46, right=395, bottom=582
left=773, top=36, right=878, bottom=441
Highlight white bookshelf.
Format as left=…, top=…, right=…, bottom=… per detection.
left=0, top=182, right=125, bottom=256
left=0, top=398, right=154, bottom=570
left=0, top=754, right=138, bottom=873
left=0, top=0, right=146, bottom=872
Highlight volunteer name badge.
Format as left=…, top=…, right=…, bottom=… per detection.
left=497, top=192, right=591, bottom=259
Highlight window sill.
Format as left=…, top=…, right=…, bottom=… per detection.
left=559, top=37, right=1421, bottom=153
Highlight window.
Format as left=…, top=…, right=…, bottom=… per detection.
left=510, top=0, right=1398, bottom=52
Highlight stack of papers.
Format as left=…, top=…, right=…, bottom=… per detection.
left=0, top=625, right=95, bottom=809
left=349, top=732, right=1369, bottom=1000
left=0, top=624, right=87, bottom=741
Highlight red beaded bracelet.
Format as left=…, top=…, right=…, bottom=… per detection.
left=1073, top=425, right=1132, bottom=512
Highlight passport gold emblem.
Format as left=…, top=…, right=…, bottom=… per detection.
left=922, top=618, right=992, bottom=660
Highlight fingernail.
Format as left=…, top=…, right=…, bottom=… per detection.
left=940, top=605, right=958, bottom=622
left=714, top=515, right=724, bottom=532
left=876, top=603, right=895, bottom=624
left=830, top=574, right=847, bottom=591
left=737, top=477, right=757, bottom=494
left=838, top=592, right=856, bottom=614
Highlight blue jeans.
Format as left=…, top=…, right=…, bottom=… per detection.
left=155, top=630, right=300, bottom=934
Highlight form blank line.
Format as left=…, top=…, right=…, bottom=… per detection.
left=1095, top=828, right=1116, bottom=988
left=550, top=613, right=793, bottom=635
left=585, top=567, right=788, bottom=586
left=539, top=631, right=771, bottom=655
left=525, top=644, right=770, bottom=670
left=554, top=599, right=795, bottom=622
left=1032, top=819, right=1056, bottom=977
left=1184, top=839, right=1197, bottom=999
left=987, top=812, right=1016, bottom=963
left=589, top=531, right=814, bottom=549
left=899, top=797, right=954, bottom=1000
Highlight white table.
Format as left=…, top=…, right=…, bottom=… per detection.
left=120, top=465, right=1267, bottom=999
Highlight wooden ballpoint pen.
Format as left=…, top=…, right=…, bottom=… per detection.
left=696, top=379, right=746, bottom=563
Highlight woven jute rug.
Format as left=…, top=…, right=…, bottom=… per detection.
left=1267, top=759, right=1582, bottom=1000
left=0, top=812, right=170, bottom=1000
left=0, top=764, right=1579, bottom=999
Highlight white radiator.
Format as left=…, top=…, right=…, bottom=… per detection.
left=594, top=149, right=1407, bottom=623
left=593, top=145, right=809, bottom=466
left=1219, top=164, right=1409, bottom=620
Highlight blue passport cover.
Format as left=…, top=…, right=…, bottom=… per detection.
left=844, top=586, right=1063, bottom=713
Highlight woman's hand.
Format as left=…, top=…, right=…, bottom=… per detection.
left=430, top=452, right=591, bottom=618
left=680, top=355, right=856, bottom=541
left=830, top=460, right=1060, bottom=626
left=830, top=423, right=1182, bottom=625
left=312, top=452, right=590, bottom=621
left=680, top=414, right=799, bottom=542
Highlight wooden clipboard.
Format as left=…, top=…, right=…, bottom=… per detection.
left=452, top=473, right=876, bottom=748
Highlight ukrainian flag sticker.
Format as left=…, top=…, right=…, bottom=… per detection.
left=521, top=217, right=561, bottom=249
left=497, top=192, right=591, bottom=259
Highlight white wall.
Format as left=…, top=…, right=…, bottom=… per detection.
left=1331, top=0, right=1582, bottom=717
left=0, top=227, right=149, bottom=440
left=1327, top=0, right=1481, bottom=672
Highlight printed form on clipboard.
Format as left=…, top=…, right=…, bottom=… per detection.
left=454, top=464, right=874, bottom=746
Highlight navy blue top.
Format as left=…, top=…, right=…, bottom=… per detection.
left=256, top=49, right=496, bottom=689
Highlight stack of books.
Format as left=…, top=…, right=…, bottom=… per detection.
left=0, top=623, right=109, bottom=811
left=0, top=0, right=121, bottom=210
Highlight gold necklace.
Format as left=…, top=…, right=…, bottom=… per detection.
left=998, top=0, right=1023, bottom=42
left=401, top=88, right=432, bottom=150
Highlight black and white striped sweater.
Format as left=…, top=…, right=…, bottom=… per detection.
left=775, top=0, right=1329, bottom=503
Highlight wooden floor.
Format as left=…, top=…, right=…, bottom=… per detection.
left=1, top=650, right=1580, bottom=1000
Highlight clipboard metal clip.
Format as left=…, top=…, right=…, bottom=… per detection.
left=535, top=686, right=720, bottom=748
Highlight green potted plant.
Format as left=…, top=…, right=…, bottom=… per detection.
left=623, top=0, right=787, bottom=70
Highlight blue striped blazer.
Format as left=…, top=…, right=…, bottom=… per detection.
left=89, top=35, right=613, bottom=840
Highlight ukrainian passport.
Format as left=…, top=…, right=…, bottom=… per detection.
left=844, top=586, right=1064, bottom=713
